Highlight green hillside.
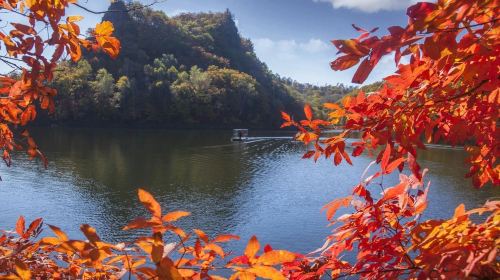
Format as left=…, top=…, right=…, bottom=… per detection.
left=50, top=1, right=356, bottom=128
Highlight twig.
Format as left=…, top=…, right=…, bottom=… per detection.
left=333, top=266, right=421, bottom=279
left=73, top=1, right=167, bottom=15
left=430, top=18, right=499, bottom=33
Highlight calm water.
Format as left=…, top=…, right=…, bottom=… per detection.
left=0, top=128, right=497, bottom=254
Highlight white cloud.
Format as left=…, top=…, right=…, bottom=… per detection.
left=253, top=38, right=331, bottom=60
left=314, top=0, right=422, bottom=13
left=301, top=39, right=330, bottom=53
left=253, top=37, right=407, bottom=85
left=167, top=9, right=189, bottom=16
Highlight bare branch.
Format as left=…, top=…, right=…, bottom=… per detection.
left=73, top=1, right=167, bottom=15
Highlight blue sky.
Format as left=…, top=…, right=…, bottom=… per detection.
left=8, top=0, right=424, bottom=86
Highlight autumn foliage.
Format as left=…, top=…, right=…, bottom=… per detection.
left=0, top=0, right=120, bottom=167
left=1, top=0, right=499, bottom=279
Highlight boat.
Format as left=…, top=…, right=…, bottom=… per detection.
left=231, top=129, right=249, bottom=142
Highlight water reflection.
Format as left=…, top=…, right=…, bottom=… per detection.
left=0, top=128, right=497, bottom=253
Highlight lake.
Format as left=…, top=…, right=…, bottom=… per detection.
left=0, top=128, right=497, bottom=254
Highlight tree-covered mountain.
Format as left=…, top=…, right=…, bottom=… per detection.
left=50, top=1, right=357, bottom=128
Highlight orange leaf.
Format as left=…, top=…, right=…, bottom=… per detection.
left=162, top=211, right=190, bottom=223
left=244, top=235, right=260, bottom=259
left=385, top=157, right=406, bottom=174
left=205, top=243, right=225, bottom=257
left=94, top=21, right=114, bottom=37
left=48, top=225, right=68, bottom=241
left=453, top=204, right=466, bottom=218
left=16, top=216, right=25, bottom=236
left=157, top=257, right=184, bottom=279
left=304, top=104, right=313, bottom=121
left=322, top=196, right=352, bottom=220
left=231, top=271, right=256, bottom=280
left=193, top=229, right=209, bottom=243
left=212, top=234, right=240, bottom=243
left=324, top=103, right=342, bottom=111
left=80, top=224, right=101, bottom=244
left=381, top=182, right=407, bottom=202
left=138, top=188, right=162, bottom=218
left=331, top=54, right=360, bottom=71
left=123, top=217, right=157, bottom=230
left=332, top=39, right=369, bottom=56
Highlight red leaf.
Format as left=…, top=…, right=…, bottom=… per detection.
left=351, top=24, right=367, bottom=33
left=352, top=146, right=364, bottom=157
left=408, top=152, right=422, bottom=180
left=407, top=2, right=437, bottom=19
left=264, top=244, right=273, bottom=253
left=281, top=111, right=291, bottom=122
left=302, top=150, right=315, bottom=159
left=388, top=26, right=405, bottom=37
left=11, top=23, right=35, bottom=35
left=342, top=150, right=353, bottom=165
left=25, top=218, right=43, bottom=237
left=380, top=144, right=391, bottom=172
left=334, top=152, right=342, bottom=166
left=352, top=58, right=375, bottom=84
left=16, top=216, right=25, bottom=236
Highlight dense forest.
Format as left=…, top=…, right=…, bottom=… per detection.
left=48, top=1, right=372, bottom=128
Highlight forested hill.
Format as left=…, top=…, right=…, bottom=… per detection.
left=49, top=1, right=362, bottom=128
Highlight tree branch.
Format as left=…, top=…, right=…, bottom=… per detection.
left=429, top=17, right=499, bottom=33
left=333, top=266, right=421, bottom=279
left=73, top=1, right=167, bottom=15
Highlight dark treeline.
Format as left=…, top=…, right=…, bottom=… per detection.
left=48, top=1, right=375, bottom=128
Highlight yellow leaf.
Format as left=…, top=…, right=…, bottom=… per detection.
left=247, top=266, right=285, bottom=280
left=94, top=21, right=114, bottom=36
left=230, top=272, right=256, bottom=280
left=15, top=260, right=31, bottom=280
left=67, top=15, right=84, bottom=23
left=257, top=250, right=296, bottom=265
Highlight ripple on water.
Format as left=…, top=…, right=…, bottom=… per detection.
left=0, top=129, right=498, bottom=253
